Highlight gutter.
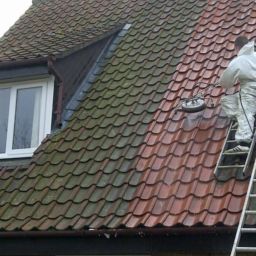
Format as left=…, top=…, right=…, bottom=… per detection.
left=0, top=226, right=236, bottom=238
left=0, top=57, right=48, bottom=69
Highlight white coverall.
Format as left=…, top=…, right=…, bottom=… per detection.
left=219, top=41, right=256, bottom=143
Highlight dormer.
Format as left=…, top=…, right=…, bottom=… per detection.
left=0, top=24, right=130, bottom=160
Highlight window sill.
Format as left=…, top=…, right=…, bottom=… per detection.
left=0, top=152, right=33, bottom=159
left=0, top=147, right=36, bottom=159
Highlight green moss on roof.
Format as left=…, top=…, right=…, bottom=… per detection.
left=0, top=0, right=207, bottom=231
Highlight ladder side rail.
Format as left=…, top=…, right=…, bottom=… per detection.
left=230, top=159, right=256, bottom=256
left=214, top=122, right=233, bottom=175
left=243, top=133, right=256, bottom=174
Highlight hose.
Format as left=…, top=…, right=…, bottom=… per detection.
left=238, top=90, right=254, bottom=135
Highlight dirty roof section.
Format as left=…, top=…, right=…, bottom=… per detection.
left=0, top=0, right=254, bottom=231
left=0, top=0, right=131, bottom=62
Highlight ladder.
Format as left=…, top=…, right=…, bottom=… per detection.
left=230, top=159, right=256, bottom=255
left=213, top=120, right=256, bottom=255
left=214, top=121, right=256, bottom=177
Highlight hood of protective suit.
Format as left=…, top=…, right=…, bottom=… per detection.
left=238, top=41, right=255, bottom=56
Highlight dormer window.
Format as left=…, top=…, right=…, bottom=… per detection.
left=0, top=77, right=54, bottom=159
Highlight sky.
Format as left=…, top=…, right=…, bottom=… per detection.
left=0, top=0, right=32, bottom=37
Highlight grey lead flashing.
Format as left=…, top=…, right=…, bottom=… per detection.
left=61, top=23, right=132, bottom=127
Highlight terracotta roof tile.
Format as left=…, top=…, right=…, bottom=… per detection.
left=0, top=0, right=253, bottom=232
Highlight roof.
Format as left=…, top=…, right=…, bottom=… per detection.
left=0, top=1, right=123, bottom=62
left=0, top=0, right=254, bottom=232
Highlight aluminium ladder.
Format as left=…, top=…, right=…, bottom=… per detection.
left=214, top=121, right=256, bottom=177
left=213, top=120, right=256, bottom=255
left=230, top=159, right=256, bottom=256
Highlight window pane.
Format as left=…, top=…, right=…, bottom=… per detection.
left=13, top=87, right=42, bottom=149
left=0, top=88, right=10, bottom=153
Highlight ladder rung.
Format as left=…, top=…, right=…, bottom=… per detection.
left=245, top=210, right=256, bottom=215
left=249, top=194, right=256, bottom=198
left=227, top=140, right=237, bottom=143
left=217, top=165, right=245, bottom=169
left=236, top=247, right=256, bottom=252
left=241, top=228, right=256, bottom=233
left=223, top=152, right=248, bottom=156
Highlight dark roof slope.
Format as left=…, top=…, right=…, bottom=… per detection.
left=0, top=0, right=254, bottom=231
left=0, top=0, right=135, bottom=62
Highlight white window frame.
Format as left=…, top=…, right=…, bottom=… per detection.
left=0, top=76, right=54, bottom=159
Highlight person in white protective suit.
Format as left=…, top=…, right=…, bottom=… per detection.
left=219, top=36, right=256, bottom=153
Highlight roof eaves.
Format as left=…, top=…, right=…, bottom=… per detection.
left=0, top=56, right=48, bottom=69
left=0, top=226, right=236, bottom=238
